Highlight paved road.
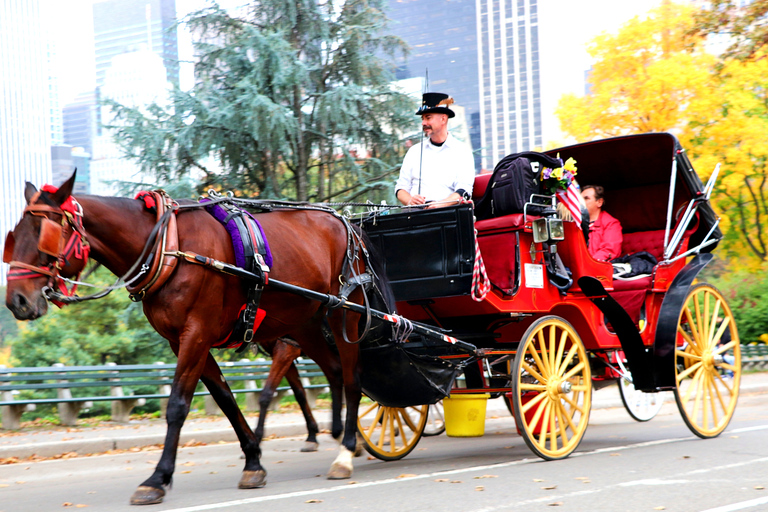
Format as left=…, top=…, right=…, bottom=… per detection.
left=1, top=378, right=767, bottom=512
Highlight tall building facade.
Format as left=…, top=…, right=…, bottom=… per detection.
left=91, top=48, right=170, bottom=195
left=386, top=0, right=541, bottom=171
left=0, top=0, right=53, bottom=285
left=93, top=0, right=179, bottom=88
left=477, top=0, right=542, bottom=169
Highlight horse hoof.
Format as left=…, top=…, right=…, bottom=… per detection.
left=301, top=441, right=319, bottom=452
left=238, top=469, right=267, bottom=489
left=327, top=463, right=352, bottom=480
left=129, top=486, right=165, bottom=505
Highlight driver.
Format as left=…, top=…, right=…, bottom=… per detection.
left=581, top=184, right=623, bottom=261
left=395, top=92, right=475, bottom=208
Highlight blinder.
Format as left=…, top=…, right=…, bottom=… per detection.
left=3, top=231, right=13, bottom=264
left=38, top=217, right=63, bottom=257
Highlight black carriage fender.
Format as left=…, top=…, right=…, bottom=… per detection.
left=651, top=253, right=714, bottom=389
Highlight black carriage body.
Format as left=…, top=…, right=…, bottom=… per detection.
left=358, top=204, right=476, bottom=302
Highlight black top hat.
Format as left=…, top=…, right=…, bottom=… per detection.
left=415, top=92, right=455, bottom=118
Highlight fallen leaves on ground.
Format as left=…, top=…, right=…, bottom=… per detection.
left=305, top=499, right=323, bottom=503
left=541, top=485, right=557, bottom=490
left=475, top=486, right=485, bottom=491
left=396, top=474, right=417, bottom=479
left=474, top=474, right=498, bottom=479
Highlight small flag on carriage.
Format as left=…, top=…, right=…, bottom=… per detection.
left=557, top=182, right=584, bottom=227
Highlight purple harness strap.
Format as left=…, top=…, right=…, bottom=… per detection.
left=201, top=199, right=273, bottom=270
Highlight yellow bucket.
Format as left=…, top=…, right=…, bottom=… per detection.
left=442, top=394, right=490, bottom=437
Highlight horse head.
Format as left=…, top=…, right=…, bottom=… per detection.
left=4, top=172, right=90, bottom=320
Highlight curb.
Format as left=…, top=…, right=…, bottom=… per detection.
left=2, top=380, right=766, bottom=460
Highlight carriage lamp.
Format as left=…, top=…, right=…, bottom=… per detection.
left=532, top=218, right=565, bottom=243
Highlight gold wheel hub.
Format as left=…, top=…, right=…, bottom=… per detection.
left=546, top=379, right=571, bottom=400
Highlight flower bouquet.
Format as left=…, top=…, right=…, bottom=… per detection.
left=541, top=154, right=577, bottom=195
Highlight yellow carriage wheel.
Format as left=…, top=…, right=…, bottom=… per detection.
left=356, top=401, right=428, bottom=461
left=674, top=284, right=741, bottom=438
left=511, top=316, right=592, bottom=460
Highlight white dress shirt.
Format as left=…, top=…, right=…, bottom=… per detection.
left=395, top=133, right=475, bottom=202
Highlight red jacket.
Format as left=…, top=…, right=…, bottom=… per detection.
left=588, top=210, right=623, bottom=261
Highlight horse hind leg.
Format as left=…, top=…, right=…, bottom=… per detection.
left=197, top=352, right=267, bottom=490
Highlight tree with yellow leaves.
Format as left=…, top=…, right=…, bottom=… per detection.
left=683, top=53, right=768, bottom=265
left=556, top=2, right=768, bottom=267
left=556, top=3, right=717, bottom=141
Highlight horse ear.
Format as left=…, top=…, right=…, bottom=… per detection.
left=51, top=171, right=77, bottom=206
left=24, top=182, right=38, bottom=204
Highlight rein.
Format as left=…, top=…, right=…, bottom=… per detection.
left=13, top=189, right=383, bottom=345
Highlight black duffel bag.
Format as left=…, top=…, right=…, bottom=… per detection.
left=474, top=151, right=563, bottom=220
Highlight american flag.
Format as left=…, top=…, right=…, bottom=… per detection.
left=557, top=181, right=584, bottom=226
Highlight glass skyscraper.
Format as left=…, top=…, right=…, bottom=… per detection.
left=0, top=0, right=53, bottom=285
left=386, top=0, right=542, bottom=171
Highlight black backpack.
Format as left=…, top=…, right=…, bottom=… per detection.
left=475, top=151, right=563, bottom=220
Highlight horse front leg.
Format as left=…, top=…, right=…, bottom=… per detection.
left=327, top=314, right=363, bottom=480
left=130, top=339, right=208, bottom=506
left=198, top=352, right=266, bottom=490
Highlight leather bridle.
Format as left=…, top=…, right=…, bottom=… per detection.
left=3, top=193, right=90, bottom=305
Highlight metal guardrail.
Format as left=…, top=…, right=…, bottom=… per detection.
left=0, top=358, right=327, bottom=430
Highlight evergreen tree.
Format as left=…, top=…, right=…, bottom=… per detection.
left=106, top=0, right=414, bottom=203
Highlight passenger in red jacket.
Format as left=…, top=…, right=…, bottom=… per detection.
left=582, top=185, right=623, bottom=261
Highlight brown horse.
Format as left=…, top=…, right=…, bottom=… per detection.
left=3, top=173, right=387, bottom=505
left=255, top=338, right=320, bottom=452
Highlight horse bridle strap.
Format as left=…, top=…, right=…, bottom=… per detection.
left=7, top=192, right=90, bottom=306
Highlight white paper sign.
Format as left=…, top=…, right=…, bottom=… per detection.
left=524, top=263, right=544, bottom=289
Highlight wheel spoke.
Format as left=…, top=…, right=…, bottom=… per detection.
left=537, top=401, right=553, bottom=447
left=388, top=409, right=397, bottom=452
left=702, top=291, right=710, bottom=343
left=519, top=383, right=547, bottom=391
left=713, top=339, right=736, bottom=356
left=522, top=391, right=548, bottom=415
left=677, top=326, right=694, bottom=348
left=367, top=405, right=384, bottom=437
left=394, top=410, right=409, bottom=447
left=562, top=361, right=585, bottom=381
left=401, top=407, right=419, bottom=430
left=536, top=331, right=552, bottom=376
left=707, top=299, right=722, bottom=348
left=359, top=401, right=378, bottom=419
left=549, top=403, right=558, bottom=451
left=528, top=395, right=549, bottom=432
left=557, top=400, right=577, bottom=432
left=690, top=368, right=705, bottom=420
left=684, top=305, right=703, bottom=353
left=376, top=408, right=388, bottom=449
left=708, top=372, right=721, bottom=427
left=521, top=360, right=547, bottom=385
left=676, top=360, right=702, bottom=382
left=557, top=343, right=579, bottom=376
left=561, top=393, right=585, bottom=415
left=548, top=326, right=557, bottom=379
left=554, top=401, right=569, bottom=441
left=702, top=371, right=711, bottom=431
left=676, top=348, right=702, bottom=362
left=554, top=330, right=568, bottom=374
left=526, top=341, right=550, bottom=380
left=713, top=370, right=734, bottom=394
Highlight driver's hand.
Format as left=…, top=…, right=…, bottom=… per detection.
left=408, top=194, right=426, bottom=206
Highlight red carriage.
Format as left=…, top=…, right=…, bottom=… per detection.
left=355, top=132, right=740, bottom=461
